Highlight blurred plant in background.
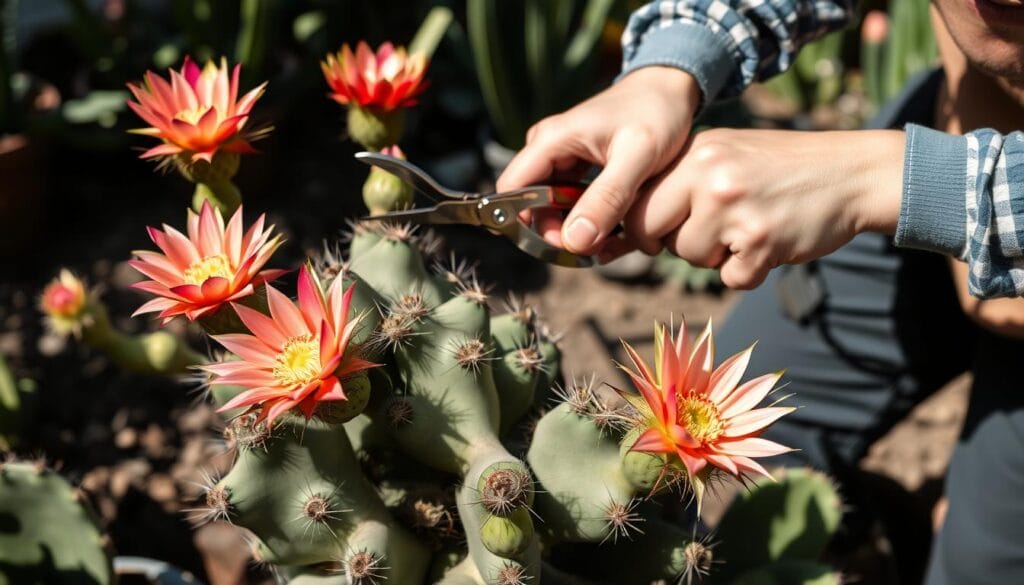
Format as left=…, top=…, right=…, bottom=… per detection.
left=466, top=0, right=618, bottom=151
left=861, top=0, right=936, bottom=110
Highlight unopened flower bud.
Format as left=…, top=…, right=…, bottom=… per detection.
left=363, top=145, right=413, bottom=214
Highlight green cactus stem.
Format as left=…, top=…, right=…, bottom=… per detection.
left=81, top=300, right=205, bottom=375
left=176, top=151, right=243, bottom=214
left=528, top=402, right=637, bottom=544
left=714, top=468, right=843, bottom=582
left=215, top=416, right=430, bottom=580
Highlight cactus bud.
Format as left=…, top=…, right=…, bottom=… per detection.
left=620, top=427, right=671, bottom=493
left=477, top=462, right=534, bottom=516
left=363, top=145, right=414, bottom=214
left=313, top=373, right=372, bottom=424
left=348, top=106, right=405, bottom=151
left=480, top=507, right=533, bottom=557
left=39, top=269, right=92, bottom=336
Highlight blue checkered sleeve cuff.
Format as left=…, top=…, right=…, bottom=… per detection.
left=621, top=0, right=854, bottom=103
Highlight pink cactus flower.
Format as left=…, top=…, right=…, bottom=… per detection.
left=321, top=41, right=429, bottom=112
left=204, top=266, right=379, bottom=426
left=620, top=319, right=794, bottom=483
left=129, top=201, right=284, bottom=324
left=126, top=56, right=267, bottom=164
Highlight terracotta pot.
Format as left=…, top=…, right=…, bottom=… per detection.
left=0, top=133, right=46, bottom=258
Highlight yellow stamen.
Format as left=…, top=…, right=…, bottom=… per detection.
left=183, top=254, right=233, bottom=285
left=680, top=396, right=723, bottom=443
left=273, top=335, right=322, bottom=386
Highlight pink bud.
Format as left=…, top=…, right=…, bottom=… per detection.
left=862, top=11, right=889, bottom=44
left=380, top=144, right=406, bottom=160
left=40, top=269, right=86, bottom=319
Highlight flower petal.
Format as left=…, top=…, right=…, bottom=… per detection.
left=722, top=406, right=796, bottom=438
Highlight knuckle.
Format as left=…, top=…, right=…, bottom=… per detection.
left=528, top=116, right=559, bottom=141
left=706, top=165, right=747, bottom=204
left=690, top=138, right=731, bottom=165
left=744, top=219, right=770, bottom=246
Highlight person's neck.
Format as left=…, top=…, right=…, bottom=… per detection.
left=933, top=12, right=1024, bottom=134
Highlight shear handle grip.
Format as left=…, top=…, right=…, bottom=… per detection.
left=546, top=183, right=588, bottom=208
left=536, top=182, right=625, bottom=238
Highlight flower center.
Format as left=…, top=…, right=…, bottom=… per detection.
left=680, top=396, right=723, bottom=443
left=175, top=106, right=218, bottom=126
left=183, top=254, right=233, bottom=286
left=273, top=335, right=322, bottom=386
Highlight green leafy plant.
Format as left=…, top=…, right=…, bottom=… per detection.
left=861, top=0, right=937, bottom=109
left=467, top=0, right=617, bottom=149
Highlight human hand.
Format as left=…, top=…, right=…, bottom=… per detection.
left=622, top=128, right=904, bottom=288
left=496, top=66, right=701, bottom=255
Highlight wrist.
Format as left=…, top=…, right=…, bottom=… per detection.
left=620, top=66, right=701, bottom=116
left=847, top=130, right=905, bottom=236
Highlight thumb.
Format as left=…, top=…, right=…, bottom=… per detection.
left=562, top=130, right=655, bottom=254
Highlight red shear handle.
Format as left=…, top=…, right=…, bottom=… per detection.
left=548, top=183, right=588, bottom=208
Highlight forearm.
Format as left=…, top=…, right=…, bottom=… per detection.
left=621, top=0, right=856, bottom=103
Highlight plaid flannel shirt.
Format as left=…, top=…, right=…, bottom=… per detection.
left=622, top=1, right=1024, bottom=298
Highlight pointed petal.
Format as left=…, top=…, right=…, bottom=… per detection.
left=297, top=265, right=326, bottom=331
left=266, top=284, right=308, bottom=338
left=212, top=333, right=275, bottom=365
left=722, top=406, right=796, bottom=438
left=632, top=428, right=675, bottom=453
left=233, top=303, right=289, bottom=350
left=683, top=321, right=714, bottom=395
left=705, top=453, right=739, bottom=476
left=731, top=456, right=776, bottom=481
left=707, top=345, right=753, bottom=404
left=218, top=386, right=284, bottom=411
left=715, top=437, right=793, bottom=458
left=718, top=371, right=783, bottom=419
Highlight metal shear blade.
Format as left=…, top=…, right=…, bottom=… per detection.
left=355, top=152, right=594, bottom=268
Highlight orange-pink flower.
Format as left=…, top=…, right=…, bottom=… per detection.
left=204, top=265, right=378, bottom=426
left=620, top=319, right=793, bottom=482
left=129, top=201, right=284, bottom=324
left=321, top=42, right=428, bottom=112
left=127, top=56, right=267, bottom=163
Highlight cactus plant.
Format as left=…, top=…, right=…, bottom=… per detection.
left=0, top=460, right=113, bottom=585
left=0, top=353, right=34, bottom=450
left=714, top=468, right=844, bottom=584
left=190, top=223, right=718, bottom=583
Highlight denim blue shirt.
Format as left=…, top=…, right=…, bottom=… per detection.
left=622, top=1, right=1024, bottom=298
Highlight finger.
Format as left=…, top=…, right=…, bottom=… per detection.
left=497, top=127, right=589, bottom=193
left=625, top=167, right=691, bottom=255
left=561, top=128, right=656, bottom=254
left=719, top=250, right=772, bottom=289
left=534, top=209, right=564, bottom=246
left=664, top=217, right=729, bottom=269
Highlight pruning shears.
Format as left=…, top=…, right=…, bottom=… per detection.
left=356, top=151, right=593, bottom=268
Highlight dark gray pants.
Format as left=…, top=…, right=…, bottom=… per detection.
left=925, top=331, right=1024, bottom=585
